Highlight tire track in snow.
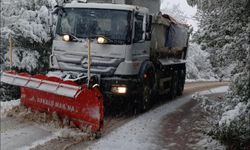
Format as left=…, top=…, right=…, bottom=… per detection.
left=86, top=86, right=228, bottom=150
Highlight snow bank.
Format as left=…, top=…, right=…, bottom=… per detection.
left=186, top=78, right=220, bottom=82
left=219, top=102, right=247, bottom=126
left=194, top=78, right=250, bottom=148
left=0, top=99, right=20, bottom=117
left=195, top=135, right=225, bottom=150
left=1, top=102, right=93, bottom=150
left=199, top=86, right=229, bottom=95
left=192, top=86, right=230, bottom=117
left=19, top=128, right=89, bottom=150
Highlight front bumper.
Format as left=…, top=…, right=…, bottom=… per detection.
left=100, top=76, right=140, bottom=98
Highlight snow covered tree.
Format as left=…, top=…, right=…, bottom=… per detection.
left=186, top=43, right=217, bottom=80
left=0, top=0, right=58, bottom=72
left=0, top=0, right=58, bottom=100
left=188, top=0, right=249, bottom=78
left=187, top=0, right=250, bottom=148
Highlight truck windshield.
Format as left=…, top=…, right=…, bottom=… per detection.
left=56, top=8, right=132, bottom=44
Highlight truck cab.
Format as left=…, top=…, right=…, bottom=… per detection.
left=50, top=2, right=152, bottom=91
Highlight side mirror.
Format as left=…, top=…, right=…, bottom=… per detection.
left=52, top=6, right=64, bottom=15
left=52, top=5, right=59, bottom=15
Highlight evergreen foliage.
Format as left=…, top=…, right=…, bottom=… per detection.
left=187, top=0, right=250, bottom=148
left=0, top=0, right=57, bottom=101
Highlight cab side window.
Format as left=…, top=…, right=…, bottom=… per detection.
left=145, top=15, right=152, bottom=41
left=134, top=14, right=144, bottom=43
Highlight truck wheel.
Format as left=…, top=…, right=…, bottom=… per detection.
left=169, top=70, right=178, bottom=99
left=140, top=81, right=153, bottom=112
left=136, top=62, right=155, bottom=113
left=177, top=69, right=185, bottom=96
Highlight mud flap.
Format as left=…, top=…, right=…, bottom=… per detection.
left=0, top=71, right=104, bottom=132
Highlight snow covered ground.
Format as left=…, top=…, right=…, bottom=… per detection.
left=1, top=118, right=57, bottom=150
left=0, top=99, right=20, bottom=117
left=0, top=86, right=228, bottom=150
left=1, top=116, right=90, bottom=150
left=0, top=101, right=90, bottom=150
left=87, top=86, right=228, bottom=150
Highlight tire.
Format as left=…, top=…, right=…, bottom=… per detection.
left=177, top=69, right=185, bottom=96
left=169, top=70, right=178, bottom=99
left=139, top=81, right=153, bottom=112
left=136, top=62, right=155, bottom=113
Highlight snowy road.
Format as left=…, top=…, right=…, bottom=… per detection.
left=89, top=95, right=195, bottom=150
left=85, top=86, right=228, bottom=150
left=0, top=82, right=228, bottom=150
left=1, top=118, right=57, bottom=150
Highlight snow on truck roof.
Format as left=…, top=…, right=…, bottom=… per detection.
left=64, top=2, right=149, bottom=13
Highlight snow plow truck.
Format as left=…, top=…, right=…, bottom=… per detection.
left=0, top=0, right=190, bottom=133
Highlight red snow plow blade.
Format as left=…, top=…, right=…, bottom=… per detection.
left=0, top=71, right=104, bottom=132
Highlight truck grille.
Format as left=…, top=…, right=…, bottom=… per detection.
left=55, top=54, right=124, bottom=76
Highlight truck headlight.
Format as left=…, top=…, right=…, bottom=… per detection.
left=97, top=37, right=108, bottom=44
left=63, top=35, right=70, bottom=42
left=111, top=85, right=127, bottom=94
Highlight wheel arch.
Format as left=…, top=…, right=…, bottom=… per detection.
left=138, top=60, right=156, bottom=87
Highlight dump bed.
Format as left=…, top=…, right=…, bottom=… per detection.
left=151, top=14, right=190, bottom=61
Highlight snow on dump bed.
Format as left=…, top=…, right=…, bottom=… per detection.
left=0, top=99, right=20, bottom=117
left=88, top=86, right=228, bottom=150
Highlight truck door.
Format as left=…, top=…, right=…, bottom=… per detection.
left=132, top=13, right=150, bottom=61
